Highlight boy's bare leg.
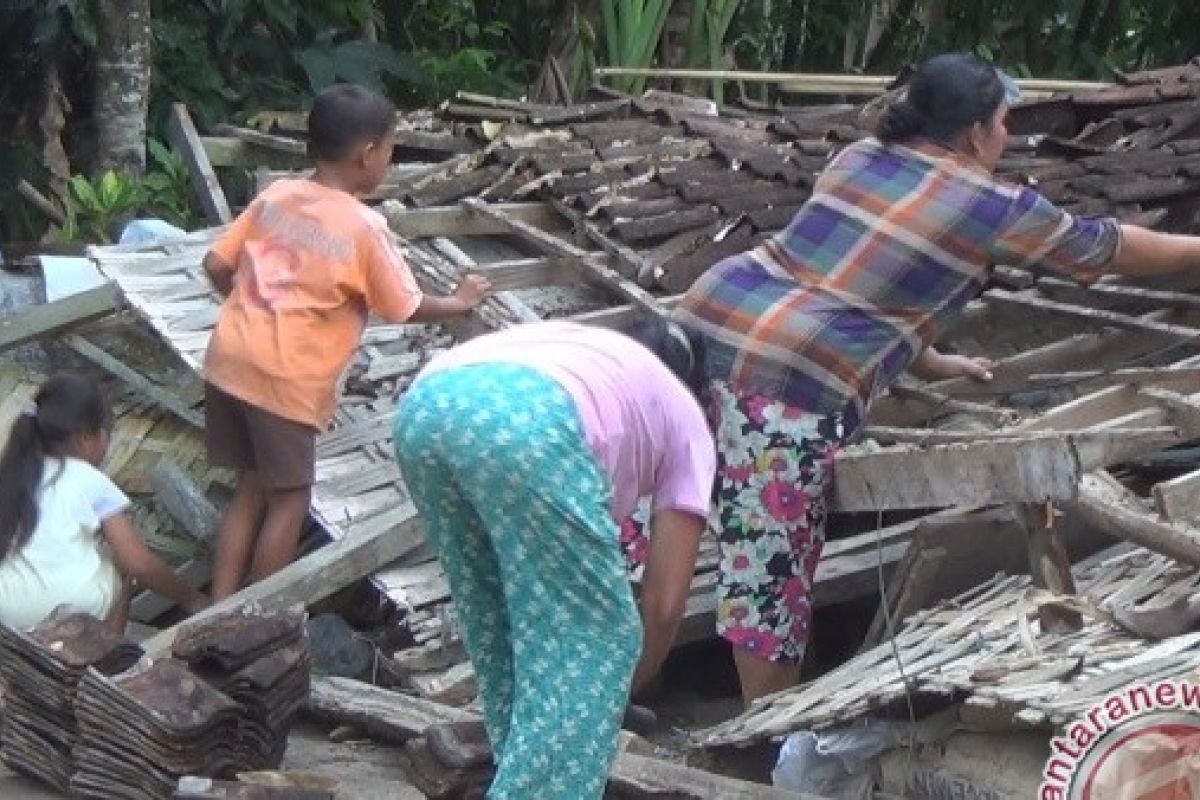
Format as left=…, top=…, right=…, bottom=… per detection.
left=211, top=470, right=267, bottom=600
left=247, top=485, right=312, bottom=583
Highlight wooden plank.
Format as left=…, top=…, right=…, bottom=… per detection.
left=470, top=257, right=579, bottom=291
left=130, top=559, right=210, bottom=623
left=149, top=461, right=219, bottom=545
left=169, top=103, right=233, bottom=224
left=461, top=197, right=664, bottom=316
left=0, top=282, right=122, bottom=354
left=64, top=334, right=204, bottom=428
left=306, top=677, right=817, bottom=800
left=571, top=295, right=682, bottom=329
left=428, top=238, right=541, bottom=325
left=1026, top=365, right=1200, bottom=392
left=1153, top=469, right=1200, bottom=523
left=829, top=437, right=1082, bottom=512
left=1140, top=387, right=1200, bottom=432
left=211, top=123, right=307, bottom=155
left=861, top=545, right=948, bottom=649
left=1018, top=503, right=1083, bottom=633
left=142, top=505, right=426, bottom=654
left=549, top=197, right=654, bottom=281
left=983, top=288, right=1200, bottom=342
left=383, top=201, right=561, bottom=239
left=1072, top=472, right=1200, bottom=566
left=1037, top=276, right=1200, bottom=313
left=201, top=136, right=309, bottom=170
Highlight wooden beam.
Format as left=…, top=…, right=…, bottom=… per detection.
left=211, top=123, right=306, bottom=155
left=384, top=201, right=561, bottom=239
left=1017, top=502, right=1083, bottom=633
left=1073, top=472, right=1200, bottom=566
left=1037, top=276, right=1200, bottom=313
left=201, top=136, right=309, bottom=170
left=549, top=197, right=653, bottom=281
left=469, top=257, right=581, bottom=291
left=886, top=383, right=1018, bottom=425
left=862, top=545, right=948, bottom=649
left=461, top=198, right=664, bottom=315
left=306, top=677, right=818, bottom=800
left=168, top=103, right=232, bottom=225
left=131, top=559, right=210, bottom=623
left=983, top=288, right=1200, bottom=343
left=571, top=295, right=682, bottom=329
left=142, top=506, right=426, bottom=654
left=149, top=462, right=219, bottom=545
left=830, top=437, right=1082, bottom=512
left=1026, top=365, right=1200, bottom=392
left=1153, top=469, right=1200, bottom=523
left=64, top=333, right=204, bottom=428
left=0, top=282, right=122, bottom=354
left=428, top=238, right=542, bottom=325
left=1140, top=387, right=1200, bottom=432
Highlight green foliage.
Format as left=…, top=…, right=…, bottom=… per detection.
left=58, top=170, right=145, bottom=245
left=55, top=140, right=202, bottom=244
left=599, top=0, right=675, bottom=94
left=142, top=139, right=203, bottom=230
left=395, top=0, right=535, bottom=101
left=149, top=0, right=424, bottom=130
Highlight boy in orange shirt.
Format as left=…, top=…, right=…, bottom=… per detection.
left=202, top=84, right=490, bottom=600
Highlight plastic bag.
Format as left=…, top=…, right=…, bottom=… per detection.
left=772, top=719, right=907, bottom=798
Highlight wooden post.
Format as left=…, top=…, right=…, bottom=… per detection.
left=167, top=103, right=232, bottom=225
left=1017, top=502, right=1083, bottom=634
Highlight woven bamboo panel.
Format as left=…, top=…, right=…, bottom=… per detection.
left=702, top=543, right=1200, bottom=746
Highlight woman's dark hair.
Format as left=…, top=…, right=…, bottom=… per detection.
left=621, top=314, right=707, bottom=394
left=308, top=84, right=397, bottom=162
left=877, top=53, right=1006, bottom=146
left=0, top=373, right=109, bottom=559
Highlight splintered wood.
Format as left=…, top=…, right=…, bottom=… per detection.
left=87, top=61, right=1200, bottom=737
left=702, top=544, right=1200, bottom=747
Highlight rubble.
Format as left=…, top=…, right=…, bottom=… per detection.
left=6, top=58, right=1200, bottom=796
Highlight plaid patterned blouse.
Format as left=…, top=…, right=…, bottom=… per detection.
left=675, top=138, right=1121, bottom=431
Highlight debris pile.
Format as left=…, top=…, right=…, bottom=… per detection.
left=0, top=607, right=309, bottom=799
left=0, top=613, right=142, bottom=793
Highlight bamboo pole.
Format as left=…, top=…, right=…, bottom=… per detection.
left=593, top=66, right=1112, bottom=94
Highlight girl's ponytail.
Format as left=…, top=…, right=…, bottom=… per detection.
left=0, top=411, right=47, bottom=557
left=0, top=373, right=109, bottom=559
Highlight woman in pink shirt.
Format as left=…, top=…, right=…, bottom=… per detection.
left=393, top=317, right=716, bottom=800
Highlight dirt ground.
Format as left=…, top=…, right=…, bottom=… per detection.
left=0, top=723, right=424, bottom=799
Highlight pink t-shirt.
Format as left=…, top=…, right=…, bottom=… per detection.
left=420, top=321, right=715, bottom=522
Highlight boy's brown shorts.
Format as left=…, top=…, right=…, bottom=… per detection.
left=204, top=383, right=316, bottom=489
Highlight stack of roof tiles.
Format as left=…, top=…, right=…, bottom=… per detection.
left=392, top=59, right=1200, bottom=302
left=0, top=613, right=142, bottom=793
left=63, top=607, right=309, bottom=800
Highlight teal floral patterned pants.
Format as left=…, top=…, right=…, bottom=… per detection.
left=393, top=363, right=642, bottom=800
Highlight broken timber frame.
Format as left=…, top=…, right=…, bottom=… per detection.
left=308, top=676, right=822, bottom=800
left=142, top=506, right=426, bottom=655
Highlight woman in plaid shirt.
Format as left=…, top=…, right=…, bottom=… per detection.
left=675, top=52, right=1200, bottom=703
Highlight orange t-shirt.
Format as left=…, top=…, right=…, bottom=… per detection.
left=203, top=179, right=423, bottom=429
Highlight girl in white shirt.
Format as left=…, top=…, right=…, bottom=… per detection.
left=0, top=373, right=207, bottom=631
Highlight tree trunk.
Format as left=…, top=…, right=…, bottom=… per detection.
left=94, top=0, right=152, bottom=175
left=864, top=0, right=918, bottom=70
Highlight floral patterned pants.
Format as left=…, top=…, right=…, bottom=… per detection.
left=620, top=379, right=846, bottom=663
